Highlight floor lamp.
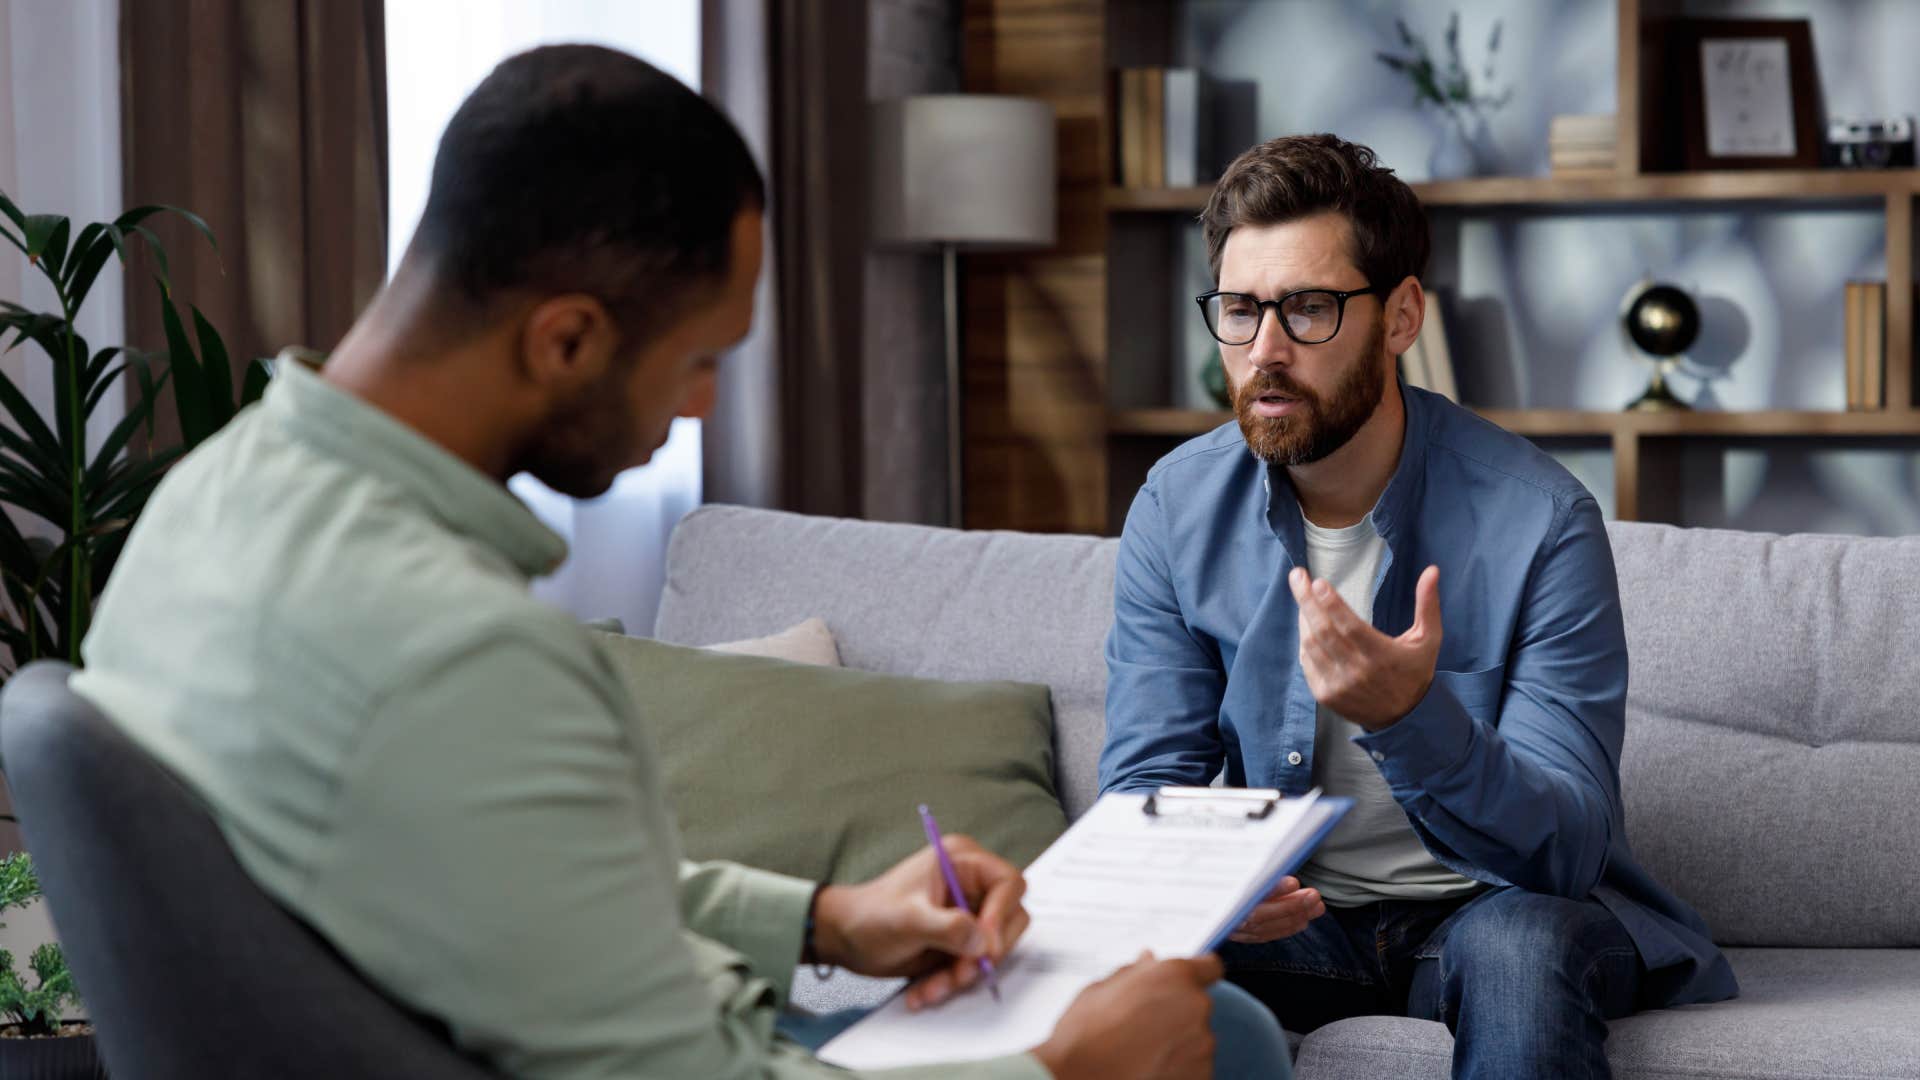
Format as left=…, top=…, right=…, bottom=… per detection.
left=871, top=95, right=1056, bottom=528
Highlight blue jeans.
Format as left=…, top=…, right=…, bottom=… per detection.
left=779, top=980, right=1293, bottom=1079
left=1220, top=886, right=1642, bottom=1080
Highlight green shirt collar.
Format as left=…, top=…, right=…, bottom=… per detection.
left=263, top=352, right=568, bottom=578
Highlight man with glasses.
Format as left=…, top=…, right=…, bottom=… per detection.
left=1098, top=134, right=1737, bottom=1078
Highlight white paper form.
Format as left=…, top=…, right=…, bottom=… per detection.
left=819, top=790, right=1340, bottom=1069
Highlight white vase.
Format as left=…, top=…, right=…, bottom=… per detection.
left=1428, top=109, right=1495, bottom=179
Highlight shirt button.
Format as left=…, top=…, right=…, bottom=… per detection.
left=1287, top=751, right=1303, bottom=766
left=1370, top=750, right=1386, bottom=763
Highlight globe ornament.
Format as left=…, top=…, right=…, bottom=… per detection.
left=1621, top=281, right=1700, bottom=412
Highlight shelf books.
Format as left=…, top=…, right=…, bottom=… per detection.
left=1549, top=114, right=1618, bottom=177
left=1400, top=295, right=1458, bottom=403
left=1844, top=280, right=1886, bottom=410
left=1114, top=67, right=1213, bottom=188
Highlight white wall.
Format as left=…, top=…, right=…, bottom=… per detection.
left=0, top=0, right=126, bottom=475
left=0, top=0, right=124, bottom=1009
left=386, top=0, right=706, bottom=635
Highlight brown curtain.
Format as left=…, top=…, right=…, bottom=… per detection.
left=701, top=0, right=869, bottom=518
left=120, top=0, right=387, bottom=448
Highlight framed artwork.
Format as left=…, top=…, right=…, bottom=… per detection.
left=1675, top=19, right=1822, bottom=171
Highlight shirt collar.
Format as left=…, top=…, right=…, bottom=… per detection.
left=263, top=352, right=568, bottom=579
left=1262, top=376, right=1427, bottom=556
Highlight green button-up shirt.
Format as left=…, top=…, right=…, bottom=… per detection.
left=74, top=360, right=1046, bottom=1080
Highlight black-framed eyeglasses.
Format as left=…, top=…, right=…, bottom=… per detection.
left=1195, top=285, right=1382, bottom=346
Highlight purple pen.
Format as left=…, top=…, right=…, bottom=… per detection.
left=917, top=803, right=1002, bottom=1002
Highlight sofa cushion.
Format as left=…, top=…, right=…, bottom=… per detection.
left=1607, top=522, right=1920, bottom=947
left=1294, top=947, right=1920, bottom=1080
left=594, top=633, right=1069, bottom=884
left=707, top=616, right=843, bottom=666
left=655, top=506, right=1118, bottom=819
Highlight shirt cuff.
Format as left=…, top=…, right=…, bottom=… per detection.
left=681, top=861, right=816, bottom=1008
left=1351, top=677, right=1476, bottom=796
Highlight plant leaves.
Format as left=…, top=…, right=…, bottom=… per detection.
left=158, top=290, right=211, bottom=445
left=241, top=357, right=272, bottom=405
left=191, top=306, right=234, bottom=428
left=21, top=215, right=68, bottom=279
left=129, top=225, right=173, bottom=297
left=0, top=190, right=23, bottom=229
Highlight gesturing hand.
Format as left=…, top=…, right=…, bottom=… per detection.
left=1290, top=563, right=1443, bottom=731
left=1226, top=876, right=1324, bottom=944
left=809, top=834, right=1031, bottom=1011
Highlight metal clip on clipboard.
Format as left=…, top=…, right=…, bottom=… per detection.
left=1141, top=786, right=1283, bottom=821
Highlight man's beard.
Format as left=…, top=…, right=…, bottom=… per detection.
left=514, top=366, right=638, bottom=499
left=1231, top=320, right=1389, bottom=467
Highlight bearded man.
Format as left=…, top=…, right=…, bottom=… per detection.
left=1097, top=133, right=1737, bottom=1080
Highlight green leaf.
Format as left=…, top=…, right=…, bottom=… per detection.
left=191, top=306, right=234, bottom=430
left=84, top=391, right=164, bottom=492
left=83, top=363, right=127, bottom=416
left=241, top=357, right=272, bottom=405
left=0, top=190, right=23, bottom=229
left=21, top=215, right=68, bottom=278
left=83, top=345, right=123, bottom=391
left=115, top=204, right=219, bottom=256
left=0, top=221, right=25, bottom=259
left=158, top=290, right=212, bottom=445
left=0, top=356, right=65, bottom=463
left=130, top=225, right=172, bottom=296
left=62, top=224, right=120, bottom=314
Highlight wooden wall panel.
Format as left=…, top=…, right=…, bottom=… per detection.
left=961, top=0, right=1109, bottom=533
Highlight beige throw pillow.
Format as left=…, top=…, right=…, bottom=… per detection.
left=705, top=617, right=843, bottom=667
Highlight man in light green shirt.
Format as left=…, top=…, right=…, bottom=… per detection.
left=74, top=45, right=1269, bottom=1080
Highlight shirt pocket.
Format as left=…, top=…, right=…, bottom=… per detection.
left=1430, top=663, right=1507, bottom=724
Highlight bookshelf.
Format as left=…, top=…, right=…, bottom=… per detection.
left=958, top=0, right=1920, bottom=536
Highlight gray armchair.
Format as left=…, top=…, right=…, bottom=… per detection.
left=0, top=662, right=499, bottom=1079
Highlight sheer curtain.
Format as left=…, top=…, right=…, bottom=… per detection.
left=385, top=0, right=703, bottom=635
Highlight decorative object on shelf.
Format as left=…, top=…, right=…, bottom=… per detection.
left=1827, top=117, right=1916, bottom=169
left=1399, top=294, right=1458, bottom=403
left=1549, top=114, right=1618, bottom=177
left=870, top=95, right=1057, bottom=527
left=1201, top=349, right=1231, bottom=409
left=1375, top=13, right=1511, bottom=179
left=1673, top=18, right=1821, bottom=171
left=1844, top=281, right=1887, bottom=411
left=1621, top=281, right=1701, bottom=412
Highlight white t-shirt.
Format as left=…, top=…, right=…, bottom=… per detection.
left=1295, top=515, right=1483, bottom=908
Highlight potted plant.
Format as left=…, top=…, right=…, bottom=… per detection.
left=1376, top=12, right=1513, bottom=179
left=0, top=853, right=100, bottom=1077
left=0, top=189, right=271, bottom=678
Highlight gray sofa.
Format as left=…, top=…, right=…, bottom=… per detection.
left=655, top=504, right=1920, bottom=1079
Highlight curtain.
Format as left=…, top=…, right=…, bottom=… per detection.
left=701, top=0, right=870, bottom=519
left=120, top=0, right=387, bottom=448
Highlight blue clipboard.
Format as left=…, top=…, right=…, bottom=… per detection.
left=1200, top=794, right=1353, bottom=953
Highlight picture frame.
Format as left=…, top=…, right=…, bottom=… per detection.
left=1674, top=18, right=1822, bottom=171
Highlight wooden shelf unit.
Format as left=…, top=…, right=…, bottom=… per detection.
left=959, top=0, right=1920, bottom=535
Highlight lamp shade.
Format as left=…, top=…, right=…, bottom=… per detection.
left=871, top=95, right=1056, bottom=250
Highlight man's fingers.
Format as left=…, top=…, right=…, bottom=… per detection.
left=951, top=848, right=1026, bottom=955
left=1264, top=876, right=1301, bottom=900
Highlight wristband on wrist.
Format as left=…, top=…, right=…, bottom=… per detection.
left=802, top=882, right=835, bottom=979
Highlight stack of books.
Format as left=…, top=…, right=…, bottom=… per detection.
left=1114, top=67, right=1212, bottom=189
left=1548, top=114, right=1618, bottom=177
left=1845, top=280, right=1886, bottom=411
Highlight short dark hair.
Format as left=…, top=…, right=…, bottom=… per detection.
left=408, top=45, right=764, bottom=343
left=1200, top=134, right=1428, bottom=292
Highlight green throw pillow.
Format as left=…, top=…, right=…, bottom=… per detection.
left=595, top=634, right=1069, bottom=884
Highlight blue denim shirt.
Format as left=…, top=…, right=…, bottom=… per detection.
left=1100, top=381, right=1738, bottom=1009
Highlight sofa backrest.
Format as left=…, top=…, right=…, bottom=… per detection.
left=1608, top=521, right=1920, bottom=948
left=658, top=506, right=1920, bottom=947
left=655, top=506, right=1118, bottom=819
